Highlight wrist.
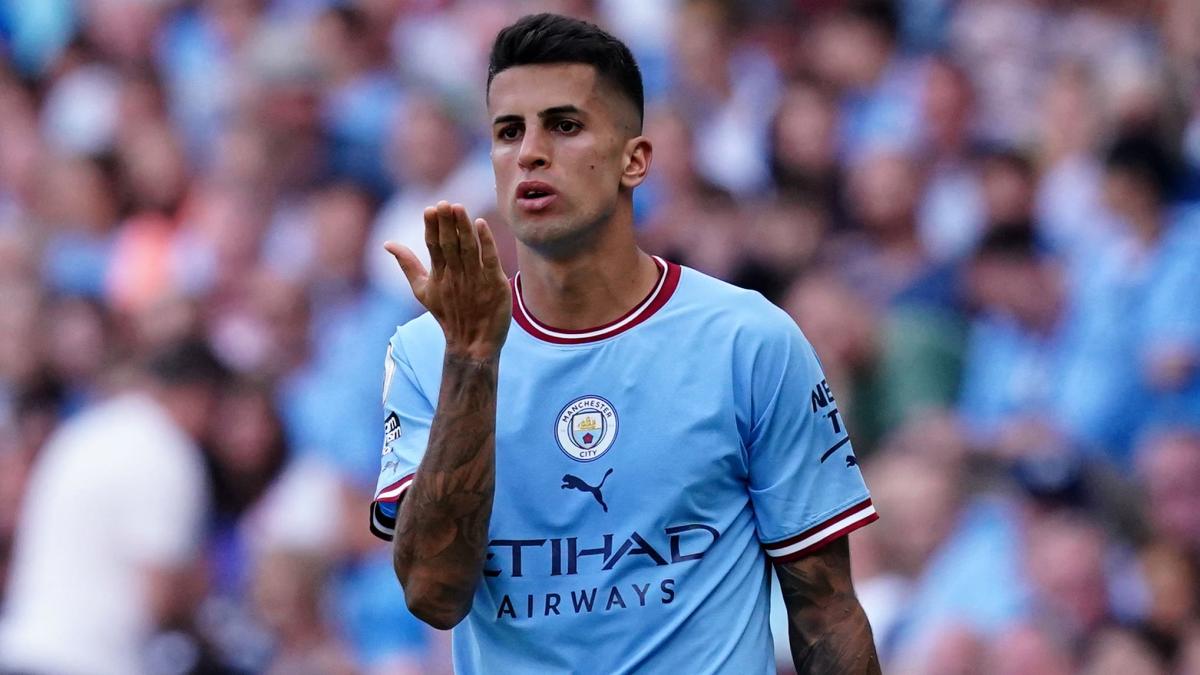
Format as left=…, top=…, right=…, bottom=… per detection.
left=444, top=345, right=502, bottom=365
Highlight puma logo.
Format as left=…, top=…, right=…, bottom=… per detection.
left=846, top=455, right=858, bottom=468
left=561, top=468, right=613, bottom=512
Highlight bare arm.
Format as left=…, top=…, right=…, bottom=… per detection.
left=774, top=537, right=881, bottom=675
left=385, top=202, right=511, bottom=629
left=145, top=563, right=202, bottom=629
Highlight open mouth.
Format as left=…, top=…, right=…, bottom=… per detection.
left=515, top=182, right=557, bottom=211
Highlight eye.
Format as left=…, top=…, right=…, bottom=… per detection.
left=497, top=124, right=522, bottom=141
left=553, top=119, right=582, bottom=134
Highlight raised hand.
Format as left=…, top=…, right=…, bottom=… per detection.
left=385, top=202, right=508, bottom=628
left=386, top=201, right=512, bottom=361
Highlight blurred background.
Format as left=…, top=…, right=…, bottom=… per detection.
left=0, top=0, right=1198, bottom=673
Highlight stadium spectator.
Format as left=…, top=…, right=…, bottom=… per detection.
left=1137, top=428, right=1200, bottom=556
left=252, top=549, right=356, bottom=675
left=832, top=148, right=932, bottom=307
left=957, top=225, right=1073, bottom=456
left=916, top=55, right=984, bottom=262
left=769, top=77, right=846, bottom=222
left=275, top=183, right=404, bottom=484
left=670, top=0, right=779, bottom=195
left=858, top=429, right=1026, bottom=671
left=0, top=339, right=224, bottom=675
left=810, top=0, right=922, bottom=160
left=368, top=94, right=494, bottom=307
left=783, top=267, right=884, bottom=447
left=1065, top=132, right=1200, bottom=461
left=311, top=3, right=402, bottom=195
left=1033, top=62, right=1123, bottom=264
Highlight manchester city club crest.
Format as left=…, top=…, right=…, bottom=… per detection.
left=555, top=395, right=619, bottom=462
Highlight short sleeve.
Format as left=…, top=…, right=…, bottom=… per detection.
left=747, top=321, right=877, bottom=563
left=369, top=332, right=434, bottom=541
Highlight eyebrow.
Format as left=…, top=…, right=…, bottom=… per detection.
left=492, top=105, right=584, bottom=126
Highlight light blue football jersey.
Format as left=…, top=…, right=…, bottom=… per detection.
left=371, top=257, right=876, bottom=674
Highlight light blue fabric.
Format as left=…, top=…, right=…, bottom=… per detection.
left=1064, top=206, right=1200, bottom=459
left=372, top=264, right=873, bottom=675
left=322, top=71, right=403, bottom=195
left=155, top=8, right=238, bottom=161
left=0, top=0, right=74, bottom=76
left=839, top=59, right=924, bottom=160
left=279, top=286, right=410, bottom=485
left=959, top=205, right=1200, bottom=464
left=879, top=498, right=1029, bottom=663
left=334, top=549, right=430, bottom=668
left=41, top=231, right=113, bottom=298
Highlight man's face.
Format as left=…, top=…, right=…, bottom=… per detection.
left=1102, top=168, right=1152, bottom=223
left=487, top=63, right=640, bottom=256
left=849, top=151, right=918, bottom=233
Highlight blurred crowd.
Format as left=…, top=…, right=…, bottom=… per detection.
left=0, top=0, right=1198, bottom=673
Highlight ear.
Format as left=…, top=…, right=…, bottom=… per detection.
left=619, top=136, right=653, bottom=190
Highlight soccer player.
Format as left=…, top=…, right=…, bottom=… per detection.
left=370, top=14, right=880, bottom=674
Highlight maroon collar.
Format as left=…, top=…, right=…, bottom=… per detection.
left=511, top=256, right=681, bottom=345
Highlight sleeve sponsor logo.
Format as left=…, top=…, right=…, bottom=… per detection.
left=382, top=411, right=402, bottom=455
left=810, top=378, right=855, bottom=465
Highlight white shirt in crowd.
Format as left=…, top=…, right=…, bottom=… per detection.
left=0, top=392, right=208, bottom=675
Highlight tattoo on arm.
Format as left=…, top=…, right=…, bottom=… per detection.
left=392, top=353, right=498, bottom=627
left=774, top=537, right=881, bottom=675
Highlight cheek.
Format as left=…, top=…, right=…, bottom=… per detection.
left=491, top=147, right=511, bottom=179
left=491, top=153, right=516, bottom=197
left=579, top=145, right=622, bottom=185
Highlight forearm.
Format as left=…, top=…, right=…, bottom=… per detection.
left=392, top=352, right=498, bottom=629
left=776, top=539, right=881, bottom=674
left=145, top=565, right=201, bottom=630
left=785, top=595, right=879, bottom=673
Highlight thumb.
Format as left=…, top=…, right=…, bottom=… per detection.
left=384, top=241, right=429, bottom=292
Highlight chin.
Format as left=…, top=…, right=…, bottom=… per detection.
left=512, top=217, right=595, bottom=259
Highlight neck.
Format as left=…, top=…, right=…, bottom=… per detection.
left=876, top=223, right=921, bottom=250
left=515, top=208, right=659, bottom=331
left=148, top=383, right=203, bottom=441
left=1127, top=203, right=1162, bottom=245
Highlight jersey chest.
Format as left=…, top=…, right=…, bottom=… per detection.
left=489, top=335, right=749, bottom=539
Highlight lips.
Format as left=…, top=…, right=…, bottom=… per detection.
left=515, top=180, right=558, bottom=212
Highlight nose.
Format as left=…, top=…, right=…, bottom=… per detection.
left=517, top=127, right=550, bottom=171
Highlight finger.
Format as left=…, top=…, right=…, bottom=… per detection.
left=453, top=204, right=481, bottom=268
left=384, top=242, right=429, bottom=296
left=423, top=207, right=445, bottom=275
left=436, top=201, right=461, bottom=272
left=476, top=218, right=505, bottom=276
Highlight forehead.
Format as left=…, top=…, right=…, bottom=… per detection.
left=487, top=63, right=605, bottom=117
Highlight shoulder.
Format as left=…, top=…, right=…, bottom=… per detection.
left=66, top=394, right=182, bottom=446
left=53, top=394, right=200, bottom=478
left=388, top=312, right=445, bottom=362
left=120, top=395, right=199, bottom=461
left=1165, top=204, right=1200, bottom=249
left=673, top=266, right=808, bottom=346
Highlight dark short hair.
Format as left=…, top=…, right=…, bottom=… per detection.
left=846, top=0, right=900, bottom=44
left=976, top=144, right=1034, bottom=179
left=146, top=338, right=230, bottom=387
left=487, top=13, right=644, bottom=129
left=1104, top=131, right=1178, bottom=199
left=972, top=222, right=1046, bottom=263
